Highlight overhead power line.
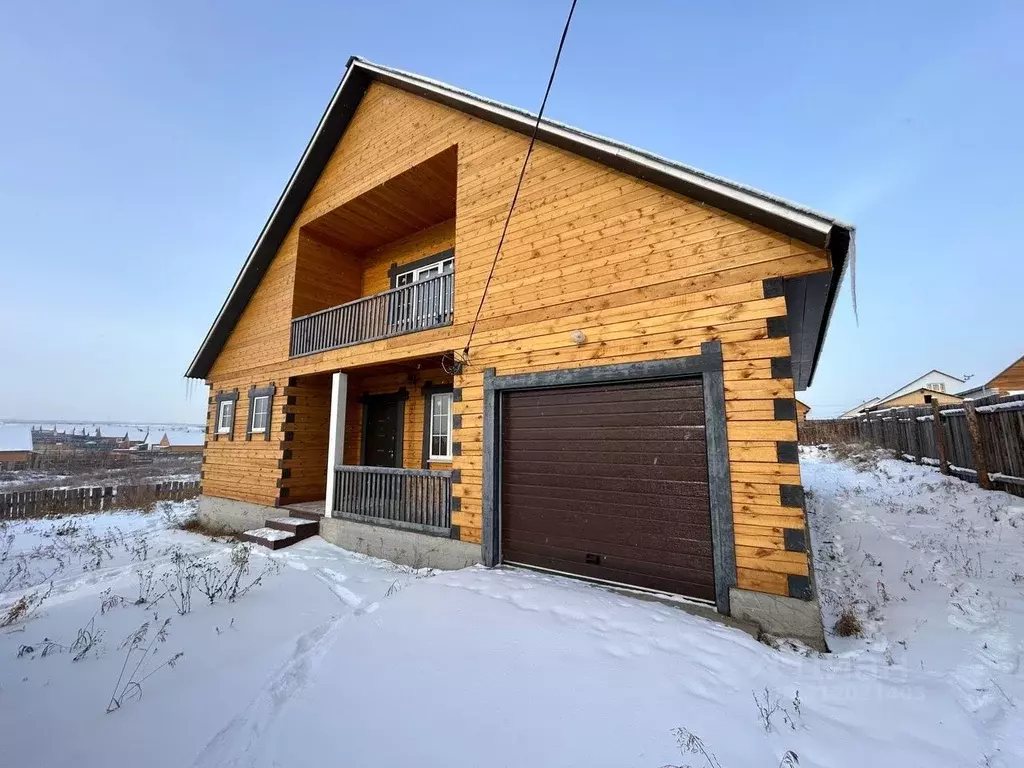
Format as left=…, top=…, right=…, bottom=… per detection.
left=453, top=0, right=579, bottom=370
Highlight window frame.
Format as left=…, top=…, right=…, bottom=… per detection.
left=213, top=391, right=238, bottom=441
left=245, top=384, right=276, bottom=442
left=250, top=395, right=270, bottom=434
left=396, top=256, right=454, bottom=287
left=217, top=400, right=234, bottom=434
left=420, top=384, right=454, bottom=466
left=388, top=248, right=454, bottom=290
left=428, top=391, right=454, bottom=462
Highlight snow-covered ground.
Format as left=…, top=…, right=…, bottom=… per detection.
left=0, top=451, right=1021, bottom=767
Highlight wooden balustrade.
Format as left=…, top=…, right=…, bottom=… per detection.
left=290, top=272, right=454, bottom=357
left=332, top=465, right=452, bottom=535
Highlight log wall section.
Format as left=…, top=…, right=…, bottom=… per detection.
left=202, top=82, right=832, bottom=597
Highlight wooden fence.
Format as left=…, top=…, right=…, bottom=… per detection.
left=0, top=480, right=200, bottom=520
left=799, top=393, right=1024, bottom=497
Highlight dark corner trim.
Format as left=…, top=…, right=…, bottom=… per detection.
left=451, top=442, right=462, bottom=456
left=450, top=469, right=461, bottom=484
left=450, top=495, right=461, bottom=512
left=766, top=316, right=788, bottom=338
left=787, top=574, right=813, bottom=601
left=762, top=277, right=786, bottom=298
left=452, top=414, right=463, bottom=429
left=771, top=356, right=793, bottom=379
left=783, top=528, right=807, bottom=553
left=776, top=441, right=799, bottom=464
left=773, top=398, right=797, bottom=421
left=449, top=524, right=461, bottom=541
left=452, top=388, right=463, bottom=402
left=780, top=484, right=805, bottom=508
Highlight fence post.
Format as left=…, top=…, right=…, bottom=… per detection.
left=908, top=408, right=922, bottom=464
left=931, top=399, right=950, bottom=475
left=964, top=401, right=991, bottom=489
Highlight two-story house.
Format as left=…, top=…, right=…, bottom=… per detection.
left=186, top=58, right=854, bottom=644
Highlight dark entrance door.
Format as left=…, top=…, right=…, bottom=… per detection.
left=362, top=395, right=402, bottom=467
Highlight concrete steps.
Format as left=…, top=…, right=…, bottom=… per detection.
left=241, top=513, right=322, bottom=550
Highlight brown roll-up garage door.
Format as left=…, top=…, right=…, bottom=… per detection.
left=500, top=378, right=715, bottom=602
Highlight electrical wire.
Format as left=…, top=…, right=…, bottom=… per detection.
left=454, top=0, right=579, bottom=371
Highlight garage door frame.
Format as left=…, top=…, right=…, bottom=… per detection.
left=481, top=340, right=737, bottom=615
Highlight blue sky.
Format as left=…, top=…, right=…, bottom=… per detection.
left=1, top=1, right=1021, bottom=423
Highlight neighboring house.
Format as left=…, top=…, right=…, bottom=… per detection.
left=840, top=370, right=966, bottom=418
left=865, top=388, right=963, bottom=411
left=0, top=425, right=34, bottom=465
left=185, top=57, right=854, bottom=641
left=882, top=370, right=965, bottom=400
left=795, top=400, right=810, bottom=421
left=150, top=431, right=205, bottom=454
left=985, top=355, right=1024, bottom=394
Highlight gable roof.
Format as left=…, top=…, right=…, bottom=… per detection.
left=839, top=397, right=882, bottom=419
left=186, top=56, right=855, bottom=386
left=869, top=387, right=964, bottom=410
left=986, top=355, right=1024, bottom=390
left=875, top=369, right=965, bottom=406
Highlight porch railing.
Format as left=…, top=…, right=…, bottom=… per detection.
left=332, top=465, right=452, bottom=536
left=290, top=271, right=454, bottom=357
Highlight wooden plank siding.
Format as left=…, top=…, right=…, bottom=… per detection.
left=201, top=82, right=831, bottom=597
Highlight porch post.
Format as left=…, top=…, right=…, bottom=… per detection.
left=324, top=372, right=348, bottom=517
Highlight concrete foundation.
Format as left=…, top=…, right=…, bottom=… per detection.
left=197, top=495, right=274, bottom=533
left=729, top=587, right=827, bottom=651
left=319, top=516, right=481, bottom=570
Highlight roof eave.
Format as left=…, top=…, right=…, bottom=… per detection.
left=185, top=57, right=853, bottom=381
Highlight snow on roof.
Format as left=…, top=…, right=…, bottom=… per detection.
left=0, top=425, right=33, bottom=453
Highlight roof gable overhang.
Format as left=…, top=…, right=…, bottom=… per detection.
left=186, top=57, right=855, bottom=387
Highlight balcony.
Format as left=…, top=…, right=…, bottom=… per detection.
left=290, top=271, right=454, bottom=357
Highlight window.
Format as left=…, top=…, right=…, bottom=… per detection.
left=217, top=400, right=234, bottom=434
left=396, top=257, right=454, bottom=287
left=929, top=383, right=946, bottom=393
left=250, top=395, right=269, bottom=433
left=428, top=392, right=453, bottom=460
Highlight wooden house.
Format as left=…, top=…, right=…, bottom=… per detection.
left=0, top=426, right=34, bottom=467
left=865, top=388, right=963, bottom=410
left=151, top=432, right=206, bottom=454
left=795, top=400, right=810, bottom=422
left=986, top=355, right=1024, bottom=393
left=186, top=58, right=854, bottom=643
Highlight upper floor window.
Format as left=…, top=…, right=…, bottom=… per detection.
left=250, top=395, right=270, bottom=434
left=396, top=257, right=454, bottom=287
left=928, top=383, right=946, bottom=393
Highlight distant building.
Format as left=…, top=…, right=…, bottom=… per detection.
left=0, top=425, right=35, bottom=465
left=864, top=388, right=963, bottom=411
left=149, top=431, right=205, bottom=454
left=840, top=370, right=967, bottom=417
left=795, top=400, right=810, bottom=422
left=985, top=355, right=1024, bottom=394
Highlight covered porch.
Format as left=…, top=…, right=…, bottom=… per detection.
left=283, top=355, right=457, bottom=539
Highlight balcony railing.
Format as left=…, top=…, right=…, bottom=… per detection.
left=290, top=272, right=454, bottom=357
left=332, top=465, right=452, bottom=536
